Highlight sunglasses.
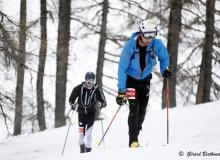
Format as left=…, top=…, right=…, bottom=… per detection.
left=85, top=79, right=94, bottom=84
left=140, top=31, right=156, bottom=39
left=85, top=79, right=94, bottom=89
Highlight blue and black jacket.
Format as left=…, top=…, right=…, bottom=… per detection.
left=117, top=32, right=170, bottom=92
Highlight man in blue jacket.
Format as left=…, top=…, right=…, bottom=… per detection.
left=116, top=19, right=171, bottom=148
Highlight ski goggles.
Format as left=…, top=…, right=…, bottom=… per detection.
left=140, top=31, right=156, bottom=39
left=85, top=79, right=94, bottom=89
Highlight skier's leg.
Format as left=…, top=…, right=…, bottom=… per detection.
left=138, top=81, right=150, bottom=133
left=127, top=89, right=139, bottom=145
left=78, top=113, right=86, bottom=153
left=126, top=76, right=140, bottom=147
left=128, top=98, right=139, bottom=146
left=84, top=112, right=95, bottom=152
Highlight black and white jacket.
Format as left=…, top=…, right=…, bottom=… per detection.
left=69, top=82, right=107, bottom=114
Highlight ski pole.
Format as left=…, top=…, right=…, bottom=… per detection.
left=166, top=78, right=170, bottom=144
left=100, top=118, right=106, bottom=149
left=98, top=105, right=122, bottom=146
left=98, top=108, right=106, bottom=149
left=61, top=110, right=74, bottom=155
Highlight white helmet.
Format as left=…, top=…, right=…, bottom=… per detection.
left=139, top=19, right=157, bottom=38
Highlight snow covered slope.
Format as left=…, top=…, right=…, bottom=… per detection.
left=0, top=101, right=220, bottom=160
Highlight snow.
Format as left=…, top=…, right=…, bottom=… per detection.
left=1, top=101, right=220, bottom=160
left=1, top=1, right=220, bottom=159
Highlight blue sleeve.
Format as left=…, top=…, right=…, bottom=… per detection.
left=156, top=40, right=170, bottom=74
left=117, top=41, right=132, bottom=92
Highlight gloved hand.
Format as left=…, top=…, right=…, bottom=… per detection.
left=116, top=91, right=127, bottom=105
left=100, top=102, right=107, bottom=110
left=163, top=66, right=171, bottom=78
left=70, top=103, right=76, bottom=111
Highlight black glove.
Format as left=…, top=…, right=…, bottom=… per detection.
left=116, top=91, right=127, bottom=105
left=163, top=66, right=171, bottom=78
left=100, top=102, right=107, bottom=110
left=70, top=103, right=76, bottom=111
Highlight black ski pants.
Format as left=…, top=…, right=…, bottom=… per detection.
left=126, top=75, right=150, bottom=144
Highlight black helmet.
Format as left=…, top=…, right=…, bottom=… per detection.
left=85, top=72, right=95, bottom=81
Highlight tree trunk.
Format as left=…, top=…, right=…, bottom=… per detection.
left=55, top=0, right=71, bottom=128
left=96, top=0, right=108, bottom=89
left=36, top=0, right=47, bottom=131
left=95, top=0, right=108, bottom=120
left=162, top=0, right=182, bottom=109
left=13, top=0, right=27, bottom=135
left=196, top=0, right=215, bottom=104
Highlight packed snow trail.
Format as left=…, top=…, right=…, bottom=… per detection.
left=0, top=101, right=220, bottom=160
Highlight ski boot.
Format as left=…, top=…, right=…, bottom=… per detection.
left=85, top=148, right=92, bottom=152
left=128, top=130, right=139, bottom=148
left=130, top=141, right=140, bottom=148
left=80, top=144, right=85, bottom=153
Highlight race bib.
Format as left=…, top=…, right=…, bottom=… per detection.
left=79, top=127, right=84, bottom=134
left=126, top=88, right=136, bottom=99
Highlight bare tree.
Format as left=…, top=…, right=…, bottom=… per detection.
left=96, top=0, right=109, bottom=88
left=196, top=0, right=216, bottom=104
left=162, top=0, right=183, bottom=108
left=95, top=0, right=109, bottom=120
left=0, top=90, right=14, bottom=136
left=13, top=0, right=27, bottom=135
left=36, top=0, right=47, bottom=131
left=55, top=0, right=71, bottom=128
left=1, top=12, right=20, bottom=136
